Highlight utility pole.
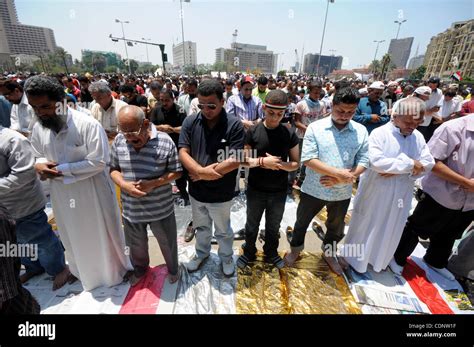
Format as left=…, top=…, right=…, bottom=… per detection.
left=115, top=19, right=132, bottom=74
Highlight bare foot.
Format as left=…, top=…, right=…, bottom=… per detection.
left=67, top=273, right=78, bottom=284
left=337, top=256, right=350, bottom=270
left=322, top=254, right=343, bottom=275
left=167, top=269, right=180, bottom=284
left=129, top=273, right=145, bottom=287
left=20, top=270, right=44, bottom=284
left=52, top=266, right=71, bottom=291
left=284, top=251, right=300, bottom=267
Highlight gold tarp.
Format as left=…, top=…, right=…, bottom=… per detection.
left=237, top=251, right=361, bottom=314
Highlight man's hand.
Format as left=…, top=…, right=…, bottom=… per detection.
left=190, top=163, right=223, bottom=182
left=463, top=178, right=474, bottom=193
left=120, top=181, right=147, bottom=198
left=35, top=162, right=63, bottom=180
left=335, top=168, right=355, bottom=183
left=135, top=179, right=156, bottom=194
left=371, top=114, right=381, bottom=123
left=379, top=173, right=397, bottom=178
left=320, top=175, right=340, bottom=187
left=412, top=160, right=425, bottom=176
left=106, top=130, right=118, bottom=140
left=242, top=120, right=254, bottom=130
left=262, top=153, right=282, bottom=170
left=432, top=116, right=444, bottom=125
left=156, top=124, right=174, bottom=133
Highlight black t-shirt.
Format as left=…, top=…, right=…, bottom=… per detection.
left=148, top=104, right=186, bottom=146
left=128, top=95, right=148, bottom=108
left=81, top=89, right=93, bottom=103
left=179, top=110, right=245, bottom=203
left=246, top=122, right=299, bottom=193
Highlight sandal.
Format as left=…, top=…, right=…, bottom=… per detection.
left=265, top=255, right=285, bottom=269
left=236, top=254, right=256, bottom=269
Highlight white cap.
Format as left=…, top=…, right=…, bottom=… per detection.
left=414, top=86, right=431, bottom=96
left=358, top=87, right=368, bottom=95
left=368, top=81, right=385, bottom=90
left=387, top=81, right=398, bottom=87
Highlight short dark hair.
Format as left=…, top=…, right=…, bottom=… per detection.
left=332, top=87, right=360, bottom=106
left=149, top=81, right=162, bottom=90
left=257, top=76, right=268, bottom=85
left=265, top=89, right=288, bottom=105
left=160, top=89, right=174, bottom=99
left=120, top=85, right=135, bottom=94
left=78, top=76, right=90, bottom=83
left=197, top=79, right=223, bottom=100
left=187, top=79, right=198, bottom=88
left=334, top=80, right=350, bottom=91
left=308, top=81, right=323, bottom=91
left=444, top=88, right=457, bottom=97
left=225, top=79, right=233, bottom=86
left=2, top=80, right=23, bottom=92
left=24, top=76, right=65, bottom=102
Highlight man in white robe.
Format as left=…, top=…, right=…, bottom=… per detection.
left=26, top=76, right=131, bottom=291
left=341, top=97, right=435, bottom=273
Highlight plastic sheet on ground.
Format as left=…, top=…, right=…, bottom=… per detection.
left=237, top=251, right=361, bottom=314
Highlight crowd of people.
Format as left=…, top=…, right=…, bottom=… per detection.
left=0, top=70, right=473, bottom=314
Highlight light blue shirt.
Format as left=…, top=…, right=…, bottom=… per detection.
left=301, top=116, right=369, bottom=201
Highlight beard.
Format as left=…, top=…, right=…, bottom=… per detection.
left=37, top=114, right=66, bottom=133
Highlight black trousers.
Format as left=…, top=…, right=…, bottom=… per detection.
left=243, top=187, right=287, bottom=259
left=0, top=286, right=40, bottom=314
left=290, top=192, right=350, bottom=254
left=394, top=192, right=474, bottom=269
left=176, top=169, right=189, bottom=201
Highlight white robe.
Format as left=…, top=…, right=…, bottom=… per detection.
left=31, top=108, right=131, bottom=291
left=343, top=122, right=435, bottom=273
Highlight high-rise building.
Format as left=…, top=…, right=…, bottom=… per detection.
left=408, top=55, right=425, bottom=70
left=173, top=41, right=197, bottom=69
left=423, top=20, right=473, bottom=80
left=387, top=37, right=414, bottom=68
left=215, top=42, right=276, bottom=74
left=302, top=54, right=343, bottom=76
left=0, top=0, right=57, bottom=63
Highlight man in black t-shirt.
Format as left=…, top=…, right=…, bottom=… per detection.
left=120, top=85, right=148, bottom=114
left=149, top=90, right=189, bottom=203
left=237, top=90, right=300, bottom=269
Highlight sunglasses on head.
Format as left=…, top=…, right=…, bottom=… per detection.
left=197, top=103, right=217, bottom=110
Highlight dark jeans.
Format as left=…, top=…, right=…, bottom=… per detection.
left=290, top=192, right=350, bottom=254
left=243, top=187, right=287, bottom=259
left=123, top=213, right=179, bottom=276
left=15, top=208, right=66, bottom=276
left=394, top=192, right=474, bottom=269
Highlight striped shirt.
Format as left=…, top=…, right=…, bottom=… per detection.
left=110, top=126, right=182, bottom=223
left=225, top=94, right=263, bottom=121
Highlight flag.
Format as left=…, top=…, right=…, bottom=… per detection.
left=451, top=70, right=462, bottom=81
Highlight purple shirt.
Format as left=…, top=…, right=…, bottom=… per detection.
left=422, top=114, right=474, bottom=211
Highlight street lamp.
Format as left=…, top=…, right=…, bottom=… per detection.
left=179, top=0, right=191, bottom=72
left=316, top=0, right=335, bottom=77
left=372, top=40, right=385, bottom=75
left=115, top=18, right=132, bottom=75
left=142, top=38, right=151, bottom=64
left=394, top=19, right=407, bottom=40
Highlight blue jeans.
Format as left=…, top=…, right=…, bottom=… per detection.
left=190, top=196, right=234, bottom=262
left=15, top=208, right=66, bottom=276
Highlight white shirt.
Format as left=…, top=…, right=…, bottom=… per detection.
left=10, top=93, right=36, bottom=133
left=90, top=97, right=128, bottom=132
left=440, top=98, right=462, bottom=119
left=421, top=88, right=443, bottom=126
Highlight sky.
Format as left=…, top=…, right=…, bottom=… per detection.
left=15, top=0, right=474, bottom=70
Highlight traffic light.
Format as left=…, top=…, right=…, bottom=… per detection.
left=162, top=53, right=168, bottom=63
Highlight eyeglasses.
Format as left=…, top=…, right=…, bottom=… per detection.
left=118, top=120, right=144, bottom=136
left=197, top=103, right=217, bottom=110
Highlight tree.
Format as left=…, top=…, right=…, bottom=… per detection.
left=212, top=61, right=227, bottom=72
left=55, top=48, right=70, bottom=74
left=409, top=65, right=426, bottom=81
left=92, top=55, right=107, bottom=73
left=277, top=70, right=287, bottom=77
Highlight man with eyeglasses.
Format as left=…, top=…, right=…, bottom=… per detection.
left=27, top=76, right=132, bottom=291
left=179, top=79, right=245, bottom=277
left=110, top=105, right=182, bottom=286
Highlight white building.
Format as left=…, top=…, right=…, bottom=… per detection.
left=173, top=41, right=197, bottom=68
